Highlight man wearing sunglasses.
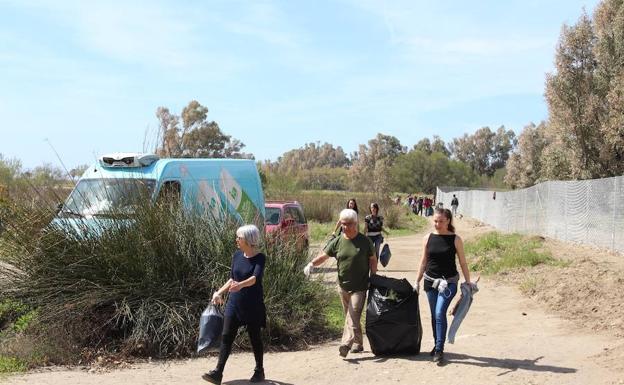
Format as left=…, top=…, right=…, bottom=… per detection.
left=304, top=208, right=377, bottom=357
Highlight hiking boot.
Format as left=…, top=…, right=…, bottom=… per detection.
left=201, top=369, right=223, bottom=384
left=432, top=350, right=444, bottom=364
left=350, top=345, right=364, bottom=353
left=429, top=347, right=436, bottom=356
left=338, top=344, right=350, bottom=357
left=249, top=368, right=265, bottom=383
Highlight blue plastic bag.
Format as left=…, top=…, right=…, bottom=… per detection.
left=197, top=304, right=223, bottom=353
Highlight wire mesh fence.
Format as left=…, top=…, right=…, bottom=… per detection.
left=436, top=176, right=624, bottom=254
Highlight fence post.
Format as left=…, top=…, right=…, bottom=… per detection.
left=535, top=188, right=539, bottom=235
left=586, top=181, right=591, bottom=242
left=564, top=182, right=568, bottom=241
left=613, top=177, right=617, bottom=252
left=523, top=189, right=527, bottom=234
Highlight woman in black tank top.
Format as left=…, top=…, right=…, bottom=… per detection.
left=416, top=208, right=472, bottom=364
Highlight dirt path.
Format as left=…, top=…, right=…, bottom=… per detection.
left=5, top=219, right=624, bottom=385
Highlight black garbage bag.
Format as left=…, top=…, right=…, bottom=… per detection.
left=366, top=274, right=422, bottom=356
left=197, top=304, right=223, bottom=353
left=379, top=244, right=391, bottom=267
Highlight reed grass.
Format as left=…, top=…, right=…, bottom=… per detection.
left=0, top=190, right=335, bottom=364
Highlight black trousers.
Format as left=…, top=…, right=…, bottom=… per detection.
left=216, top=315, right=264, bottom=372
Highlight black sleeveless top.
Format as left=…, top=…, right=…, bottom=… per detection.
left=425, top=233, right=458, bottom=279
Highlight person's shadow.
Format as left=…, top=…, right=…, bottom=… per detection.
left=436, top=352, right=576, bottom=376
left=343, top=351, right=576, bottom=376
left=225, top=380, right=294, bottom=385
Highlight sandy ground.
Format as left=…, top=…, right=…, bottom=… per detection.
left=4, top=218, right=624, bottom=385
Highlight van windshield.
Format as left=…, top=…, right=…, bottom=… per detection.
left=61, top=178, right=156, bottom=217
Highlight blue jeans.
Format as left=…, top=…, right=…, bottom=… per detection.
left=425, top=283, right=458, bottom=352
left=368, top=234, right=383, bottom=259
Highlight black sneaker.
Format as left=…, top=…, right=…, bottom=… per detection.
left=338, top=344, right=350, bottom=357
left=201, top=369, right=223, bottom=384
left=250, top=368, right=265, bottom=383
left=350, top=345, right=364, bottom=353
left=432, top=350, right=444, bottom=364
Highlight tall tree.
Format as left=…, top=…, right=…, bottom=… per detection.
left=504, top=122, right=548, bottom=188
left=413, top=136, right=450, bottom=157
left=413, top=138, right=432, bottom=154
left=155, top=100, right=251, bottom=159
left=431, top=135, right=451, bottom=157
left=391, top=150, right=477, bottom=194
left=450, top=126, right=515, bottom=176
left=594, top=0, right=624, bottom=173
left=155, top=107, right=181, bottom=158
left=349, top=133, right=406, bottom=192
left=491, top=126, right=517, bottom=171
left=543, top=12, right=604, bottom=179
left=272, top=142, right=350, bottom=173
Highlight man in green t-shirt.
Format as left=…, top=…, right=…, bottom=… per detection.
left=304, top=208, right=377, bottom=357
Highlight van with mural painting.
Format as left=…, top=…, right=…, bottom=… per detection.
left=53, top=153, right=265, bottom=228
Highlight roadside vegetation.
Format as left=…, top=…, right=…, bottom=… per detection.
left=0, top=197, right=336, bottom=368
left=464, top=232, right=568, bottom=275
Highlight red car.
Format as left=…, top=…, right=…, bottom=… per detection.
left=264, top=201, right=309, bottom=250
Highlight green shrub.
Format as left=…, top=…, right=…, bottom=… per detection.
left=465, top=232, right=560, bottom=274
left=0, top=355, right=26, bottom=373
left=12, top=311, right=37, bottom=333
left=0, top=300, right=29, bottom=328
left=0, top=196, right=335, bottom=362
left=383, top=204, right=402, bottom=229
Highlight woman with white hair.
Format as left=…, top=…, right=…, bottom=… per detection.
left=202, top=224, right=266, bottom=385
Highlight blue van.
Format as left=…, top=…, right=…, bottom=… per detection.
left=55, top=153, right=265, bottom=226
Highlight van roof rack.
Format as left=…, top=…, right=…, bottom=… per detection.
left=99, top=153, right=159, bottom=168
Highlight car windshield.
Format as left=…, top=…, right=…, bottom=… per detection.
left=265, top=207, right=281, bottom=225
left=61, top=178, right=156, bottom=217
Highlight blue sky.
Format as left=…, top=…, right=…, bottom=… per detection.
left=1, top=0, right=600, bottom=169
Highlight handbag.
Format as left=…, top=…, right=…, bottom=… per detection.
left=197, top=304, right=224, bottom=353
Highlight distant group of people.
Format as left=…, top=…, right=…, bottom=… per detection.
left=202, top=197, right=471, bottom=384
left=395, top=194, right=436, bottom=217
